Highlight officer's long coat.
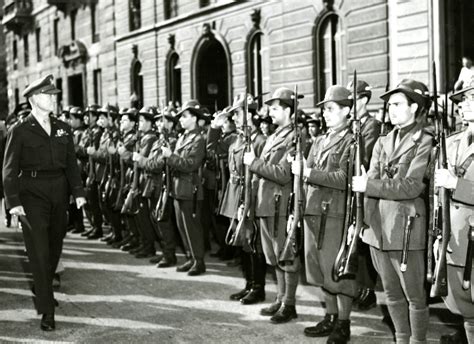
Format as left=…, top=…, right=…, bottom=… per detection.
left=362, top=123, right=433, bottom=250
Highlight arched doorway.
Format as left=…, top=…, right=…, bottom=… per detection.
left=192, top=28, right=231, bottom=111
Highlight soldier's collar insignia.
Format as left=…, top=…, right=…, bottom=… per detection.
left=412, top=129, right=422, bottom=142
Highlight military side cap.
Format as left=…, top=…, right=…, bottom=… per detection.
left=347, top=79, right=372, bottom=99
left=380, top=79, right=429, bottom=107
left=317, top=85, right=352, bottom=107
left=265, top=87, right=295, bottom=108
left=84, top=104, right=101, bottom=115
left=61, top=105, right=73, bottom=115
left=177, top=99, right=205, bottom=119
left=228, top=93, right=258, bottom=113
left=22, top=74, right=61, bottom=98
left=138, top=106, right=158, bottom=121
left=69, top=107, right=84, bottom=120
left=450, top=78, right=474, bottom=104
left=98, top=104, right=119, bottom=119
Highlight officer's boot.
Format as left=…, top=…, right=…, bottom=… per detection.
left=241, top=253, right=266, bottom=305
left=176, top=254, right=194, bottom=272
left=304, top=314, right=338, bottom=337
left=327, top=319, right=351, bottom=344
left=270, top=303, right=297, bottom=324
left=188, top=259, right=206, bottom=276
left=230, top=251, right=251, bottom=300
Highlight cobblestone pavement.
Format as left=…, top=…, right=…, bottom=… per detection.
left=0, top=223, right=462, bottom=344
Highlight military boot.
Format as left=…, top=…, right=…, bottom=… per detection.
left=304, top=313, right=338, bottom=337
left=327, top=319, right=350, bottom=344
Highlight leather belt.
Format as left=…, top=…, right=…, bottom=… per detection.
left=19, top=169, right=64, bottom=178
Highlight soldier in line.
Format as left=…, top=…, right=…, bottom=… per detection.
left=293, top=86, right=356, bottom=343
left=345, top=79, right=381, bottom=311
left=434, top=80, right=474, bottom=344
left=213, top=93, right=267, bottom=305
left=206, top=106, right=237, bottom=260
left=80, top=105, right=104, bottom=239
left=68, top=107, right=87, bottom=234
left=352, top=79, right=433, bottom=344
left=94, top=105, right=123, bottom=244
left=114, top=108, right=140, bottom=251
left=161, top=100, right=207, bottom=276
left=3, top=75, right=86, bottom=331
left=130, top=107, right=159, bottom=258
left=243, top=88, right=300, bottom=324
left=141, top=106, right=181, bottom=267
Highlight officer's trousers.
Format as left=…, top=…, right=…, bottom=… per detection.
left=19, top=174, right=68, bottom=315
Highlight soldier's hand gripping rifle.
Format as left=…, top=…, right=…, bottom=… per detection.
left=226, top=89, right=254, bottom=247
left=121, top=131, right=141, bottom=215
left=333, top=70, right=365, bottom=281
left=85, top=131, right=97, bottom=191
left=428, top=61, right=452, bottom=297
left=279, top=85, right=305, bottom=266
left=153, top=131, right=172, bottom=222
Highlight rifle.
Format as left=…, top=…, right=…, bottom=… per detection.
left=333, top=70, right=365, bottom=281
left=278, top=85, right=305, bottom=266
left=380, top=83, right=390, bottom=136
left=121, top=131, right=141, bottom=215
left=114, top=154, right=126, bottom=211
left=463, top=216, right=474, bottom=290
left=85, top=128, right=96, bottom=191
left=428, top=61, right=451, bottom=297
left=106, top=133, right=120, bottom=208
left=153, top=131, right=172, bottom=222
left=226, top=89, right=255, bottom=247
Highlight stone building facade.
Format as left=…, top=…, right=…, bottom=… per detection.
left=2, top=0, right=473, bottom=114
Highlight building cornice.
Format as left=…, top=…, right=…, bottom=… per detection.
left=115, top=0, right=248, bottom=43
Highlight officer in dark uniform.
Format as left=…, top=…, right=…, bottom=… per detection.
left=3, top=75, right=86, bottom=331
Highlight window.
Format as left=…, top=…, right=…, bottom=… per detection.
left=53, top=18, right=59, bottom=56
left=129, top=0, right=141, bottom=31
left=71, top=9, right=77, bottom=40
left=56, top=78, right=62, bottom=110
left=199, top=0, right=210, bottom=8
left=164, top=0, right=178, bottom=20
left=14, top=88, right=19, bottom=108
left=167, top=52, right=182, bottom=106
left=23, top=35, right=29, bottom=67
left=13, top=39, right=18, bottom=70
left=316, top=13, right=343, bottom=99
left=35, top=28, right=41, bottom=62
left=93, top=69, right=102, bottom=104
left=247, top=31, right=263, bottom=107
left=91, top=4, right=100, bottom=42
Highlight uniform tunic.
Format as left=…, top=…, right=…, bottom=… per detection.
left=249, top=124, right=298, bottom=272
left=3, top=114, right=84, bottom=314
left=362, top=122, right=433, bottom=342
left=443, top=129, right=474, bottom=318
left=303, top=127, right=358, bottom=297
